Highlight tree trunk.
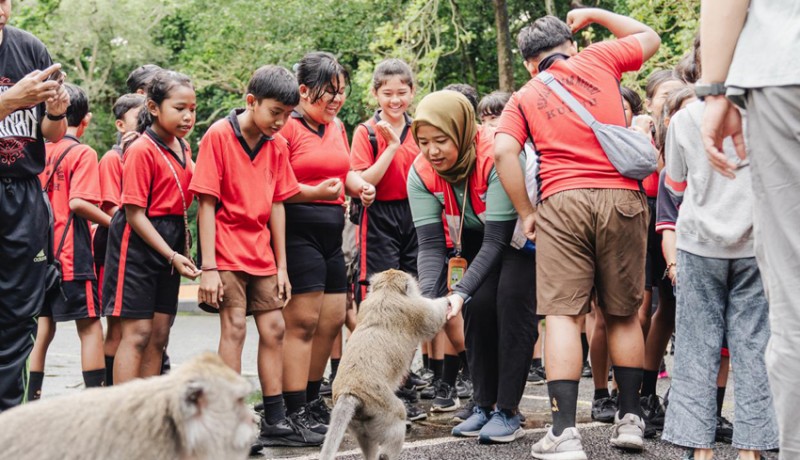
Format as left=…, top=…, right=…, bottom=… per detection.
left=493, top=0, right=515, bottom=91
left=545, top=0, right=556, bottom=16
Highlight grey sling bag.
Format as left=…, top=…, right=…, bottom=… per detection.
left=537, top=71, right=657, bottom=180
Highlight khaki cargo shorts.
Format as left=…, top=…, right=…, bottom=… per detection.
left=219, top=271, right=283, bottom=314
left=536, top=188, right=648, bottom=317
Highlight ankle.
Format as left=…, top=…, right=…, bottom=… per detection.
left=694, top=448, right=714, bottom=460
left=736, top=450, right=761, bottom=460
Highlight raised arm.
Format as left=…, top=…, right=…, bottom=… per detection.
left=567, top=8, right=661, bottom=61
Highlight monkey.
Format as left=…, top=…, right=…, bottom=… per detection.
left=0, top=352, right=258, bottom=460
left=320, top=269, right=451, bottom=460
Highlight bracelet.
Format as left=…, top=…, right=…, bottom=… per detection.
left=200, top=266, right=218, bottom=271
left=662, top=262, right=677, bottom=280
left=45, top=111, right=66, bottom=121
left=168, top=251, right=178, bottom=264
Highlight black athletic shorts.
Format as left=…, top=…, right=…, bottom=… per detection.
left=41, top=279, right=101, bottom=322
left=0, top=177, right=49, bottom=324
left=102, top=213, right=184, bottom=319
left=285, top=204, right=347, bottom=295
left=355, top=199, right=418, bottom=304
left=645, top=197, right=668, bottom=290
left=93, top=225, right=109, bottom=269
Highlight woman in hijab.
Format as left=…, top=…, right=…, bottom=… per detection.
left=407, top=90, right=538, bottom=444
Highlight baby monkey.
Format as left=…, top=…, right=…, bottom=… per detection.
left=321, top=269, right=452, bottom=460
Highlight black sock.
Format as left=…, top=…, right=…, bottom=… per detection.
left=593, top=388, right=610, bottom=401
left=458, top=351, right=470, bottom=378
left=614, top=366, right=644, bottom=417
left=431, top=358, right=444, bottom=381
left=423, top=354, right=430, bottom=369
left=402, top=376, right=414, bottom=390
left=306, top=379, right=322, bottom=402
left=443, top=355, right=460, bottom=387
left=641, top=369, right=658, bottom=397
left=83, top=368, right=106, bottom=388
left=581, top=333, right=589, bottom=364
left=547, top=380, right=579, bottom=437
left=330, top=358, right=340, bottom=381
left=283, top=390, right=306, bottom=415
left=28, top=371, right=44, bottom=401
left=532, top=358, right=542, bottom=369
left=104, top=355, right=114, bottom=386
left=263, top=394, right=285, bottom=425
left=716, top=387, right=726, bottom=417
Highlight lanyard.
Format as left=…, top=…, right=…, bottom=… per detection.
left=143, top=135, right=192, bottom=261
left=447, top=177, right=469, bottom=256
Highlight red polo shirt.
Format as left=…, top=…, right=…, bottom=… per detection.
left=98, top=146, right=123, bottom=209
left=190, top=110, right=300, bottom=275
left=497, top=36, right=644, bottom=201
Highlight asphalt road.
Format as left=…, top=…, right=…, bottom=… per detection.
left=41, top=314, right=777, bottom=460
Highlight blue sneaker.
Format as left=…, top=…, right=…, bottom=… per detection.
left=451, top=405, right=490, bottom=437
left=478, top=409, right=525, bottom=444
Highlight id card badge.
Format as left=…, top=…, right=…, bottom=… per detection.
left=447, top=256, right=468, bottom=292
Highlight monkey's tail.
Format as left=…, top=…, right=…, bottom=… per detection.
left=319, top=394, right=360, bottom=460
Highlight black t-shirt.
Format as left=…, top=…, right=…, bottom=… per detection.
left=0, top=26, right=53, bottom=178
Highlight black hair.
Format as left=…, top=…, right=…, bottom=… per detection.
left=247, top=65, right=300, bottom=106
left=295, top=51, right=351, bottom=104
left=443, top=83, right=478, bottom=112
left=656, top=86, right=696, bottom=160
left=644, top=69, right=681, bottom=100
left=112, top=93, right=146, bottom=121
left=140, top=70, right=194, bottom=130
left=620, top=87, right=643, bottom=117
left=126, top=64, right=163, bottom=93
left=477, top=91, right=511, bottom=118
left=372, top=58, right=414, bottom=91
left=64, top=83, right=89, bottom=127
left=517, top=15, right=573, bottom=61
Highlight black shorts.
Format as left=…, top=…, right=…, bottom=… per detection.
left=645, top=197, right=668, bottom=290
left=355, top=199, right=418, bottom=303
left=93, top=224, right=109, bottom=269
left=102, top=213, right=184, bottom=319
left=41, top=279, right=101, bottom=322
left=285, top=204, right=347, bottom=295
left=0, top=177, right=49, bottom=324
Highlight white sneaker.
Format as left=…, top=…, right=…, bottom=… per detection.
left=530, top=427, right=588, bottom=460
left=610, top=412, right=645, bottom=451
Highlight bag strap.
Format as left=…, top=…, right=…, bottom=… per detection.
left=55, top=211, right=74, bottom=259
left=42, top=141, right=81, bottom=192
left=536, top=71, right=599, bottom=129
left=362, top=123, right=378, bottom=160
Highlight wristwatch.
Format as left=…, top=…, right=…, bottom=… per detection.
left=694, top=82, right=727, bottom=101
left=45, top=111, right=67, bottom=121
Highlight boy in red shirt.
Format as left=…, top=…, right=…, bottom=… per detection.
left=95, top=93, right=145, bottom=385
left=30, top=84, right=111, bottom=399
left=190, top=66, right=322, bottom=451
left=494, top=8, right=660, bottom=458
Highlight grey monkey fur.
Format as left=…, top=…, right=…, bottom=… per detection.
left=320, top=269, right=451, bottom=460
left=0, top=352, right=258, bottom=460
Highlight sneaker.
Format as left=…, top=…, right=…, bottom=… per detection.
left=591, top=396, right=617, bottom=424
left=478, top=409, right=525, bottom=444
left=407, top=371, right=429, bottom=390
left=530, top=427, right=588, bottom=460
left=527, top=365, right=546, bottom=385
left=640, top=394, right=666, bottom=430
left=255, top=414, right=325, bottom=448
left=319, top=377, right=333, bottom=397
left=715, top=415, right=734, bottom=444
left=658, top=359, right=669, bottom=379
left=456, top=373, right=473, bottom=399
left=682, top=449, right=695, bottom=460
left=610, top=412, right=645, bottom=451
left=403, top=398, right=428, bottom=422
left=452, top=405, right=490, bottom=437
left=396, top=385, right=419, bottom=404
left=294, top=405, right=327, bottom=435
left=519, top=411, right=526, bottom=423
left=581, top=361, right=592, bottom=378
left=452, top=399, right=476, bottom=423
left=418, top=367, right=434, bottom=384
left=431, top=381, right=460, bottom=412
left=421, top=378, right=440, bottom=400
left=306, top=397, right=331, bottom=425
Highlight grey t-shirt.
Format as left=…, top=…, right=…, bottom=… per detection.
left=727, top=0, right=800, bottom=88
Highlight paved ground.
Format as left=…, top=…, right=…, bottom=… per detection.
left=41, top=314, right=777, bottom=460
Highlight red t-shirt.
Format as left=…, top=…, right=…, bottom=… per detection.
left=39, top=136, right=101, bottom=281
left=497, top=36, right=644, bottom=201
left=642, top=171, right=658, bottom=198
left=350, top=111, right=419, bottom=201
left=121, top=129, right=194, bottom=217
left=280, top=111, right=350, bottom=206
left=190, top=111, right=301, bottom=276
left=98, top=146, right=123, bottom=208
